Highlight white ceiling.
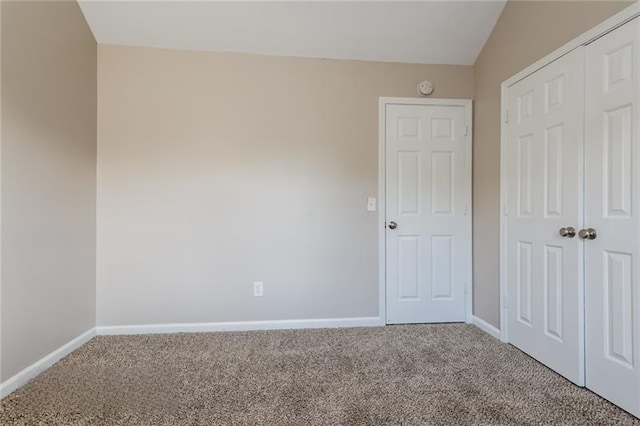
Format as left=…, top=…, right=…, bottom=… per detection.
left=78, top=1, right=506, bottom=65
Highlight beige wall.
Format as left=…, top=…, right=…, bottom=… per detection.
left=96, top=45, right=474, bottom=326
left=1, top=1, right=97, bottom=380
left=472, top=0, right=632, bottom=328
left=2, top=0, right=627, bottom=358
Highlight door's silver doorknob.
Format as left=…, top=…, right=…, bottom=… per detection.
left=578, top=228, right=597, bottom=240
left=388, top=221, right=398, bottom=230
left=559, top=227, right=576, bottom=238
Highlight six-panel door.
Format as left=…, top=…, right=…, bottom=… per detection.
left=385, top=103, right=470, bottom=324
left=506, top=47, right=585, bottom=385
left=585, top=17, right=640, bottom=417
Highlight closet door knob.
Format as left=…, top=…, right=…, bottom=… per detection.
left=559, top=227, right=576, bottom=238
left=388, top=221, right=398, bottom=230
left=578, top=228, right=597, bottom=240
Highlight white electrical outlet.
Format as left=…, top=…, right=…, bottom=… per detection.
left=254, top=281, right=264, bottom=297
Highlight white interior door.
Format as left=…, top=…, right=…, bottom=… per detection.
left=585, top=17, right=640, bottom=417
left=385, top=101, right=471, bottom=324
left=506, top=48, right=585, bottom=385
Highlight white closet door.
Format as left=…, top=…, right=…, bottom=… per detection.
left=585, top=17, right=640, bottom=417
left=506, top=48, right=585, bottom=385
left=385, top=103, right=471, bottom=324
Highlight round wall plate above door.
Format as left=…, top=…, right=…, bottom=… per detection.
left=417, top=80, right=434, bottom=96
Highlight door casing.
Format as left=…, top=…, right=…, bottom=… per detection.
left=378, top=97, right=473, bottom=325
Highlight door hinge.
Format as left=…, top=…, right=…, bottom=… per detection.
left=505, top=109, right=509, bottom=123
left=464, top=125, right=469, bottom=136
left=464, top=283, right=468, bottom=295
left=503, top=294, right=509, bottom=310
left=503, top=202, right=509, bottom=216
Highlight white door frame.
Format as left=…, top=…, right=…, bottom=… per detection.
left=379, top=97, right=473, bottom=325
left=499, top=3, right=640, bottom=343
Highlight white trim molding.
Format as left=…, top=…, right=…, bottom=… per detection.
left=472, top=316, right=501, bottom=340
left=0, top=317, right=383, bottom=399
left=499, top=3, right=640, bottom=344
left=379, top=97, right=474, bottom=325
left=0, top=328, right=96, bottom=399
left=96, top=316, right=384, bottom=336
left=501, top=3, right=640, bottom=89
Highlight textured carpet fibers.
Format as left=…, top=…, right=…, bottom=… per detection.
left=0, top=324, right=638, bottom=425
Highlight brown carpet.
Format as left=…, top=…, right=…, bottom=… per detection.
left=0, top=324, right=638, bottom=425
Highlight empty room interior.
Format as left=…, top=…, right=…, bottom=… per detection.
left=2, top=0, right=640, bottom=424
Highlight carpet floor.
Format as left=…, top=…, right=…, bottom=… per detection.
left=0, top=324, right=638, bottom=425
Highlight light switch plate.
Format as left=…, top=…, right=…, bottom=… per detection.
left=253, top=281, right=264, bottom=297
left=367, top=197, right=377, bottom=212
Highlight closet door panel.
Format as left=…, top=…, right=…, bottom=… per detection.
left=585, top=17, right=640, bottom=417
left=506, top=47, right=584, bottom=385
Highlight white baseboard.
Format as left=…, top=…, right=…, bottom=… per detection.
left=0, top=328, right=96, bottom=399
left=0, top=317, right=381, bottom=399
left=0, top=316, right=497, bottom=400
left=96, top=316, right=384, bottom=335
left=472, top=315, right=501, bottom=340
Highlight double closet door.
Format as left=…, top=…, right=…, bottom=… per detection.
left=506, top=18, right=640, bottom=416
